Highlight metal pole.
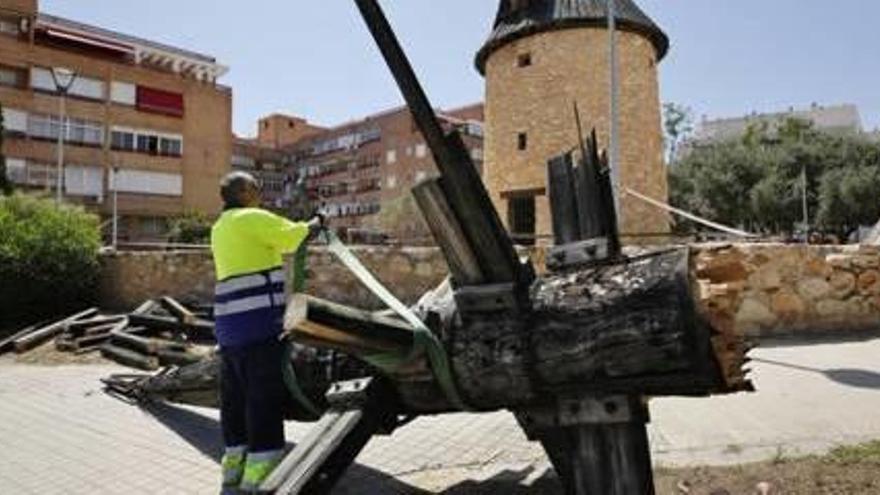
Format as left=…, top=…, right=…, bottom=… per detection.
left=802, top=165, right=809, bottom=243
left=56, top=91, right=66, bottom=205
left=112, top=166, right=119, bottom=250
left=607, top=0, right=621, bottom=215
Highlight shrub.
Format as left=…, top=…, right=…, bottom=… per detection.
left=167, top=211, right=213, bottom=244
left=0, top=194, right=101, bottom=330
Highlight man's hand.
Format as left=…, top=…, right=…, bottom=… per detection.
left=307, top=210, right=327, bottom=237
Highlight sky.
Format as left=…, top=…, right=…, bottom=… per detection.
left=41, top=0, right=880, bottom=137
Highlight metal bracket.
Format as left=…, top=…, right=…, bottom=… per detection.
left=515, top=395, right=648, bottom=439
left=547, top=237, right=610, bottom=272
left=454, top=282, right=520, bottom=313
left=258, top=377, right=399, bottom=494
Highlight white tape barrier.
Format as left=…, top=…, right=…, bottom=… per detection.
left=621, top=187, right=759, bottom=239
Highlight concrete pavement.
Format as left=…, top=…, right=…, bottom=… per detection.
left=1, top=335, right=879, bottom=494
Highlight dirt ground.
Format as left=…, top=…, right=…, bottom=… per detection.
left=11, top=341, right=110, bottom=366
left=654, top=441, right=880, bottom=495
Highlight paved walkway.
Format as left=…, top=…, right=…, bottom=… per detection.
left=1, top=336, right=880, bottom=494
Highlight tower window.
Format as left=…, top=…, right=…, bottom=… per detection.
left=517, top=53, right=532, bottom=68
left=508, top=195, right=536, bottom=246
left=517, top=132, right=528, bottom=151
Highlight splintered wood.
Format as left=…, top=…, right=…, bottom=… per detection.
left=692, top=247, right=755, bottom=392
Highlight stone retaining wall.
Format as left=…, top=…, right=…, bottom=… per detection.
left=100, top=243, right=880, bottom=337
left=693, top=243, right=880, bottom=336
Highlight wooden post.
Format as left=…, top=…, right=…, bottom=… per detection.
left=412, top=178, right=485, bottom=286
left=14, top=308, right=98, bottom=353
left=547, top=153, right=580, bottom=246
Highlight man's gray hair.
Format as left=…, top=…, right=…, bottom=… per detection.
left=220, top=171, right=258, bottom=208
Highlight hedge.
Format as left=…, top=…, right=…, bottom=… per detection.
left=0, top=194, right=101, bottom=331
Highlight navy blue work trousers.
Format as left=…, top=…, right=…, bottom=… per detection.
left=220, top=338, right=287, bottom=453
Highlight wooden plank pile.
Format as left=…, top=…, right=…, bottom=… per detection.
left=0, top=297, right=213, bottom=371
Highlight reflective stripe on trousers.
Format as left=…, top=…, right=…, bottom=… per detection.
left=215, top=268, right=285, bottom=317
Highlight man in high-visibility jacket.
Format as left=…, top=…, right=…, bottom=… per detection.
left=211, top=171, right=324, bottom=491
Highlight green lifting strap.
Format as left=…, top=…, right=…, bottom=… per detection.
left=321, top=230, right=469, bottom=411
left=281, top=244, right=322, bottom=419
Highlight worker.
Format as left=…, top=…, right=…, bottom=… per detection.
left=211, top=171, right=324, bottom=492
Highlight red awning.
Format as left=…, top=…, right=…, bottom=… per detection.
left=137, top=86, right=184, bottom=117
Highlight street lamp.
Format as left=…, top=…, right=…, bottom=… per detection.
left=50, top=67, right=77, bottom=205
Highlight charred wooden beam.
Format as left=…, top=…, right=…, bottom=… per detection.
left=0, top=321, right=46, bottom=356
left=118, top=248, right=749, bottom=415
left=110, top=331, right=188, bottom=356
left=159, top=296, right=196, bottom=325
left=353, top=0, right=527, bottom=287
left=127, top=314, right=214, bottom=341
left=14, top=308, right=99, bottom=353
left=412, top=178, right=485, bottom=286
left=547, top=153, right=580, bottom=246
left=101, top=344, right=160, bottom=371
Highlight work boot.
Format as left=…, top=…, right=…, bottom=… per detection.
left=239, top=449, right=284, bottom=492
left=221, top=446, right=247, bottom=488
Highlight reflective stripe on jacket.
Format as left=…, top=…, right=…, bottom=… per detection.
left=210, top=207, right=309, bottom=347
left=214, top=267, right=285, bottom=347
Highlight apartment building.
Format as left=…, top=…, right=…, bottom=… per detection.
left=0, top=0, right=231, bottom=241
left=231, top=136, right=291, bottom=212
left=231, top=113, right=324, bottom=213
left=691, top=104, right=864, bottom=145
left=286, top=103, right=485, bottom=243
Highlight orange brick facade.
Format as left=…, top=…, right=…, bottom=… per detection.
left=0, top=2, right=231, bottom=241
left=257, top=105, right=485, bottom=244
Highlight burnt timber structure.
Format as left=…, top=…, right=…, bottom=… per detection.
left=105, top=1, right=752, bottom=493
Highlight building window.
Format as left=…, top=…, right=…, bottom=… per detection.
left=2, top=107, right=28, bottom=134
left=415, top=171, right=428, bottom=183
left=415, top=143, right=427, bottom=158
left=64, top=165, right=104, bottom=199
left=0, top=65, right=25, bottom=88
left=387, top=175, right=397, bottom=189
left=31, top=67, right=106, bottom=100
left=0, top=16, right=21, bottom=37
left=136, top=134, right=159, bottom=154
left=66, top=118, right=105, bottom=146
left=111, top=129, right=135, bottom=151
left=517, top=53, right=532, bottom=68
left=27, top=114, right=103, bottom=146
left=140, top=217, right=169, bottom=237
left=386, top=149, right=397, bottom=164
left=110, top=81, right=136, bottom=105
left=3, top=158, right=26, bottom=184
left=517, top=132, right=528, bottom=151
left=508, top=195, right=536, bottom=246
left=110, top=168, right=183, bottom=196
left=69, top=76, right=106, bottom=100
left=159, top=136, right=183, bottom=157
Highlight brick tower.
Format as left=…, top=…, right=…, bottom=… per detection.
left=476, top=0, right=671, bottom=244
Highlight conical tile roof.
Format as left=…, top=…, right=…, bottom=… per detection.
left=476, top=0, right=669, bottom=74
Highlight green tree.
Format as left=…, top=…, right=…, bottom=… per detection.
left=0, top=103, right=10, bottom=196
left=167, top=211, right=213, bottom=244
left=670, top=117, right=880, bottom=237
left=662, top=102, right=693, bottom=164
